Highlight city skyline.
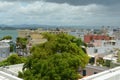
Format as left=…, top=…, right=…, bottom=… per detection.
left=0, top=0, right=120, bottom=26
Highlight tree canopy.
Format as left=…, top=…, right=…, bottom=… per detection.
left=16, top=37, right=28, bottom=49
left=19, top=33, right=89, bottom=80
left=0, top=35, right=12, bottom=40
left=0, top=54, right=26, bottom=67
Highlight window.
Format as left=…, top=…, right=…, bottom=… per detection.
left=94, top=49, right=98, bottom=53
left=82, top=70, right=86, bottom=76
left=94, top=72, right=97, bottom=74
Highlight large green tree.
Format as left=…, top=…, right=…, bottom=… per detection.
left=19, top=33, right=89, bottom=80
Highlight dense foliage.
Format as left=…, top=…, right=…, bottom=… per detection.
left=16, top=37, right=28, bottom=56
left=96, top=57, right=113, bottom=68
left=19, top=33, right=89, bottom=80
left=0, top=54, right=26, bottom=67
left=16, top=37, right=28, bottom=49
left=0, top=35, right=12, bottom=40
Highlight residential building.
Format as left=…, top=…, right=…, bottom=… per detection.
left=84, top=34, right=111, bottom=43
left=80, top=66, right=120, bottom=80
left=0, top=41, right=10, bottom=58
left=79, top=65, right=108, bottom=77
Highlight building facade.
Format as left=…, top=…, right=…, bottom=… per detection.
left=0, top=42, right=10, bottom=58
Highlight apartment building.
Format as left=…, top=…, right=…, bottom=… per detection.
left=0, top=41, right=10, bottom=58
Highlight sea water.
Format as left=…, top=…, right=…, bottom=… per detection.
left=0, top=30, right=18, bottom=41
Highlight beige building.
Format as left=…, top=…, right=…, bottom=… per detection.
left=18, top=29, right=31, bottom=38
left=29, top=31, right=47, bottom=45
left=18, top=29, right=68, bottom=45
left=18, top=29, right=68, bottom=54
left=18, top=29, right=68, bottom=37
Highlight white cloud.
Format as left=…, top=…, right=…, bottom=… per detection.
left=18, top=2, right=104, bottom=15
left=0, top=1, right=15, bottom=12
left=0, top=1, right=119, bottom=26
left=16, top=1, right=107, bottom=25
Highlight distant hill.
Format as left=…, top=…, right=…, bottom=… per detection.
left=0, top=24, right=58, bottom=30
left=0, top=24, right=102, bottom=30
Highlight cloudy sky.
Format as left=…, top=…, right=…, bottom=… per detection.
left=0, top=0, right=120, bottom=26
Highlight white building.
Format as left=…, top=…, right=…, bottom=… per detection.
left=87, top=40, right=120, bottom=63
left=87, top=40, right=120, bottom=56
left=80, top=66, right=120, bottom=80
left=0, top=42, right=10, bottom=58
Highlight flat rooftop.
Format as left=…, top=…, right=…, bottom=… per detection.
left=0, top=71, right=22, bottom=80
left=0, top=64, right=23, bottom=76
left=0, top=64, right=23, bottom=80
left=80, top=66, right=120, bottom=80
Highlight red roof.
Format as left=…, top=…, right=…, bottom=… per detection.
left=84, top=35, right=110, bottom=43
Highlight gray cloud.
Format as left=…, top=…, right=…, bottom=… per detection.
left=0, top=0, right=120, bottom=5
left=0, top=1, right=14, bottom=12
left=46, top=0, right=120, bottom=5
left=0, top=0, right=120, bottom=26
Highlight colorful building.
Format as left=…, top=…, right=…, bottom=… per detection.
left=84, top=35, right=111, bottom=43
